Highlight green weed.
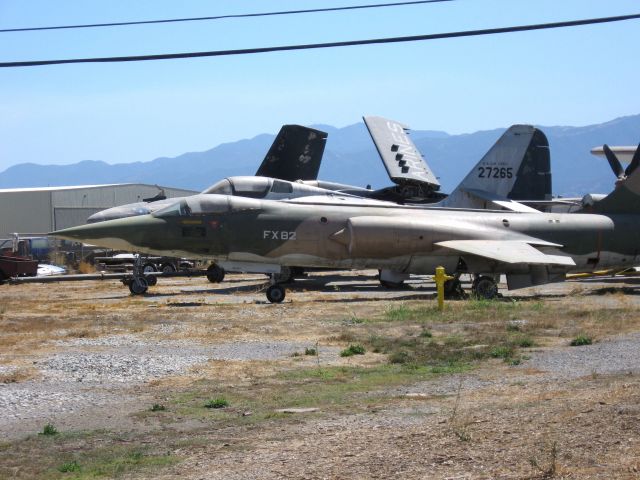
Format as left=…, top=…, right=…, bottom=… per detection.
left=340, top=344, right=366, bottom=357
left=58, top=460, right=81, bottom=473
left=39, top=424, right=58, bottom=436
left=204, top=397, right=229, bottom=409
left=570, top=334, right=593, bottom=346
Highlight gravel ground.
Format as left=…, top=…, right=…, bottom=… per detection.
left=0, top=334, right=338, bottom=439
left=523, top=331, right=640, bottom=380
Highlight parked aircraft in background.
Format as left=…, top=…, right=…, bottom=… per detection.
left=303, top=116, right=552, bottom=209
left=528, top=142, right=640, bottom=214
left=591, top=145, right=639, bottom=166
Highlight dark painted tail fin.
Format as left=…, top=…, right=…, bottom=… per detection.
left=441, top=125, right=551, bottom=209
left=255, top=125, right=327, bottom=181
left=507, top=128, right=552, bottom=201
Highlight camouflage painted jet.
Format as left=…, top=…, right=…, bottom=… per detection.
left=84, top=119, right=551, bottom=286
left=52, top=157, right=640, bottom=301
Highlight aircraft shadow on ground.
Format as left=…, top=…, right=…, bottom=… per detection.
left=586, top=286, right=640, bottom=296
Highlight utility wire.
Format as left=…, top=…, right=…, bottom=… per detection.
left=0, top=0, right=453, bottom=33
left=1, top=13, right=638, bottom=68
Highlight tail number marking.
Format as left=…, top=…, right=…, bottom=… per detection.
left=263, top=230, right=297, bottom=240
left=478, top=167, right=513, bottom=179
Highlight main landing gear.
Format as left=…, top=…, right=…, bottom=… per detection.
left=471, top=275, right=499, bottom=300
left=206, top=263, right=226, bottom=283
left=266, top=284, right=286, bottom=303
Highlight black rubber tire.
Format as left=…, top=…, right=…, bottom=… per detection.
left=206, top=264, right=226, bottom=283
left=142, top=263, right=157, bottom=274
left=266, top=284, right=286, bottom=303
left=471, top=276, right=498, bottom=300
left=160, top=263, right=176, bottom=274
left=128, top=277, right=149, bottom=295
left=145, top=275, right=158, bottom=287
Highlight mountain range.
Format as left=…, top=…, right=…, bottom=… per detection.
left=1, top=114, right=639, bottom=197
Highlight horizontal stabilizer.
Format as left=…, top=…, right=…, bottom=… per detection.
left=363, top=115, right=440, bottom=189
left=435, top=240, right=575, bottom=266
left=463, top=189, right=542, bottom=213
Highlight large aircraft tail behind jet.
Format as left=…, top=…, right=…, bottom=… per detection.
left=255, top=125, right=328, bottom=181
left=439, top=125, right=552, bottom=211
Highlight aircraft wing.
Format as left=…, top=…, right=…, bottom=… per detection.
left=435, top=240, right=576, bottom=266
left=363, top=115, right=440, bottom=190
left=255, top=125, right=328, bottom=181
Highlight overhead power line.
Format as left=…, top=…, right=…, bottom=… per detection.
left=1, top=13, right=639, bottom=68
left=0, top=0, right=453, bottom=33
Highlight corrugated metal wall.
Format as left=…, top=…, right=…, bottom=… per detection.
left=0, top=184, right=196, bottom=236
left=0, top=190, right=53, bottom=236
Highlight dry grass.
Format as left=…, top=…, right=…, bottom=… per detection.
left=0, top=366, right=39, bottom=383
left=1, top=275, right=640, bottom=479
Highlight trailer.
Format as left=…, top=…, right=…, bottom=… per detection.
left=0, top=254, right=39, bottom=283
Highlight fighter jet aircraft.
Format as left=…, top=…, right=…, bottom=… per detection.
left=51, top=156, right=640, bottom=301
left=80, top=120, right=551, bottom=287
left=84, top=119, right=550, bottom=286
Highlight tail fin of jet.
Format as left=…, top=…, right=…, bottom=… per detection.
left=255, top=125, right=327, bottom=181
left=363, top=115, right=440, bottom=191
left=440, top=125, right=552, bottom=210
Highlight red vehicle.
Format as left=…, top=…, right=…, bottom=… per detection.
left=0, top=237, right=39, bottom=283
left=0, top=253, right=38, bottom=283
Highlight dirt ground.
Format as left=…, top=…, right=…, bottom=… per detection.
left=1, top=272, right=639, bottom=479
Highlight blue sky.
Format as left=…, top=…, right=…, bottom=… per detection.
left=0, top=0, right=638, bottom=171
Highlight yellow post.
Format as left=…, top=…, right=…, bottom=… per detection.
left=435, top=266, right=455, bottom=311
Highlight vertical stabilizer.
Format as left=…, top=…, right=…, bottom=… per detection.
left=363, top=115, right=440, bottom=190
left=440, top=125, right=551, bottom=209
left=255, top=125, right=327, bottom=181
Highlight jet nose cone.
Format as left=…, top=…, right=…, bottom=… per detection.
left=50, top=215, right=166, bottom=251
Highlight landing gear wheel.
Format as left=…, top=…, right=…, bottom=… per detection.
left=206, top=264, right=226, bottom=283
left=471, top=276, right=498, bottom=300
left=266, top=284, right=286, bottom=303
left=160, top=263, right=176, bottom=274
left=145, top=275, right=158, bottom=287
left=444, top=278, right=465, bottom=299
left=128, top=276, right=149, bottom=295
left=380, top=279, right=405, bottom=289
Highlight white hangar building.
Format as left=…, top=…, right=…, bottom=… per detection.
left=0, top=183, right=196, bottom=237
